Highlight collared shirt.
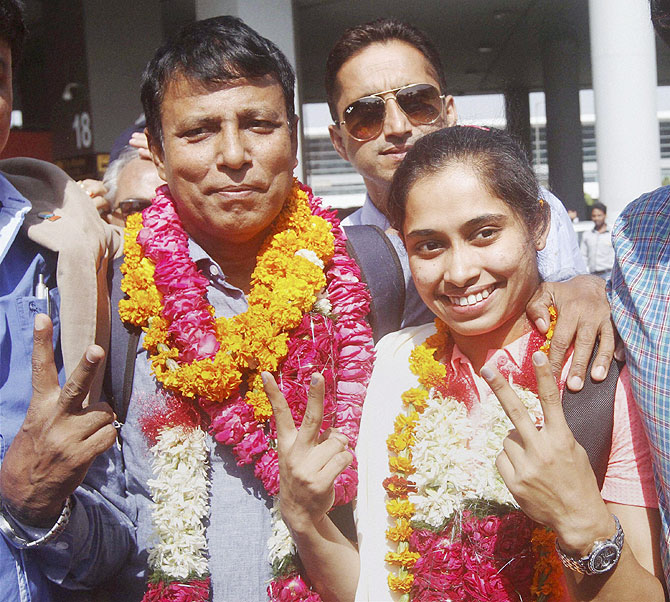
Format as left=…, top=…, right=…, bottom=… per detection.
left=0, top=174, right=62, bottom=602
left=581, top=225, right=615, bottom=274
left=355, top=323, right=655, bottom=601
left=608, top=185, right=670, bottom=587
left=120, top=238, right=272, bottom=601
left=0, top=173, right=135, bottom=602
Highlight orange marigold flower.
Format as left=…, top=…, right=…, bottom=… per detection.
left=387, top=573, right=413, bottom=593
left=401, top=387, right=429, bottom=411
left=385, top=518, right=413, bottom=542
left=382, top=475, right=417, bottom=498
left=385, top=498, right=414, bottom=519
left=539, top=305, right=558, bottom=355
left=385, top=550, right=420, bottom=568
left=389, top=455, right=415, bottom=474
left=386, top=431, right=413, bottom=453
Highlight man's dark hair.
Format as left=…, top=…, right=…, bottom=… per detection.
left=591, top=201, right=607, bottom=214
left=388, top=126, right=549, bottom=238
left=325, top=18, right=446, bottom=122
left=141, top=15, right=296, bottom=145
left=651, top=0, right=670, bottom=46
left=0, top=0, right=26, bottom=66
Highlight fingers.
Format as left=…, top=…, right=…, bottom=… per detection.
left=262, top=371, right=297, bottom=438
left=129, top=132, right=152, bottom=160
left=77, top=179, right=107, bottom=198
left=58, top=345, right=105, bottom=413
left=129, top=131, right=150, bottom=150
left=525, top=284, right=553, bottom=333
left=31, top=314, right=60, bottom=403
left=480, top=363, right=538, bottom=441
left=79, top=401, right=116, bottom=435
left=319, top=448, right=354, bottom=485
left=546, top=309, right=577, bottom=379
left=613, top=333, right=626, bottom=363
left=532, top=352, right=568, bottom=430
left=84, top=421, right=118, bottom=458
left=588, top=318, right=615, bottom=382
left=297, top=373, right=325, bottom=445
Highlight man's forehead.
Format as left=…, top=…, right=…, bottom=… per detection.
left=165, top=71, right=281, bottom=99
left=334, top=41, right=440, bottom=103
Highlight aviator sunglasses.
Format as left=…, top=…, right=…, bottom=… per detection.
left=336, top=83, right=446, bottom=142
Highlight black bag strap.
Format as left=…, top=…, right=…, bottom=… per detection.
left=103, top=256, right=140, bottom=423
left=562, top=344, right=621, bottom=490
left=343, top=225, right=405, bottom=343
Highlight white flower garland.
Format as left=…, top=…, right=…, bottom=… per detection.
left=410, top=381, right=544, bottom=529
left=268, top=498, right=296, bottom=569
left=147, top=425, right=210, bottom=580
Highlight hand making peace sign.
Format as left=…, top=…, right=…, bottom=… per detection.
left=262, top=372, right=353, bottom=531
left=481, top=350, right=613, bottom=556
left=0, top=314, right=117, bottom=526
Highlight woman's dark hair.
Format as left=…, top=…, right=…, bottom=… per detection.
left=141, top=15, right=296, bottom=146
left=388, top=126, right=549, bottom=240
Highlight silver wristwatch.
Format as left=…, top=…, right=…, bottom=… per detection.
left=555, top=514, right=624, bottom=575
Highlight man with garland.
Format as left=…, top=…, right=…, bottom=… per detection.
left=0, top=1, right=132, bottom=600
left=325, top=18, right=617, bottom=391
left=109, top=16, right=375, bottom=601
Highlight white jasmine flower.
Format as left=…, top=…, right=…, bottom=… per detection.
left=268, top=498, right=296, bottom=567
left=147, top=425, right=210, bottom=580
left=295, top=248, right=324, bottom=269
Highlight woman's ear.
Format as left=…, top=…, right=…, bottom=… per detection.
left=535, top=204, right=551, bottom=252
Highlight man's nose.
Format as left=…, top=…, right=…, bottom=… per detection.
left=382, top=97, right=413, bottom=139
left=215, top=126, right=248, bottom=170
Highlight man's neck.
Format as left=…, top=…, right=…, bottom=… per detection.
left=595, top=222, right=608, bottom=233
left=363, top=178, right=391, bottom=218
left=193, top=233, right=267, bottom=294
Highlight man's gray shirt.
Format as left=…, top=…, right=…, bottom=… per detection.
left=121, top=238, right=272, bottom=601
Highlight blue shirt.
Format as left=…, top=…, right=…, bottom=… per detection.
left=120, top=238, right=272, bottom=601
left=0, top=174, right=136, bottom=602
left=608, top=185, right=670, bottom=588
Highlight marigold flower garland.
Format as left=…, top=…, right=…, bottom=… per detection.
left=385, top=316, right=567, bottom=602
left=120, top=181, right=374, bottom=601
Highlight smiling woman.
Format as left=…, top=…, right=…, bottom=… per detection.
left=352, top=126, right=665, bottom=601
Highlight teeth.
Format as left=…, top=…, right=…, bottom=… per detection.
left=449, top=286, right=493, bottom=306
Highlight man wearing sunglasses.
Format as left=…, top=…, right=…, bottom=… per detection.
left=102, top=146, right=164, bottom=226
left=325, top=18, right=616, bottom=391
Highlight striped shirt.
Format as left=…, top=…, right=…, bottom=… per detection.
left=608, top=185, right=670, bottom=587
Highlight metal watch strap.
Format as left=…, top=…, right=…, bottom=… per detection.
left=0, top=496, right=73, bottom=549
left=555, top=514, right=624, bottom=575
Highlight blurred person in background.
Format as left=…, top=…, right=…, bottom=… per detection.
left=581, top=201, right=614, bottom=280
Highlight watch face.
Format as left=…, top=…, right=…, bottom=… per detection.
left=588, top=542, right=621, bottom=574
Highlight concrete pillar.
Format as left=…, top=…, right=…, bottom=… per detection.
left=44, top=0, right=163, bottom=178
left=589, top=0, right=660, bottom=217
left=541, top=36, right=585, bottom=213
left=504, top=85, right=532, bottom=161
left=194, top=0, right=305, bottom=180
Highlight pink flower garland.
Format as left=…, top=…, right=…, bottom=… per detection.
left=136, top=183, right=375, bottom=601
left=410, top=511, right=536, bottom=602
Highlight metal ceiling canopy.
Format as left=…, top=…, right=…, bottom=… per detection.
left=295, top=0, right=670, bottom=102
